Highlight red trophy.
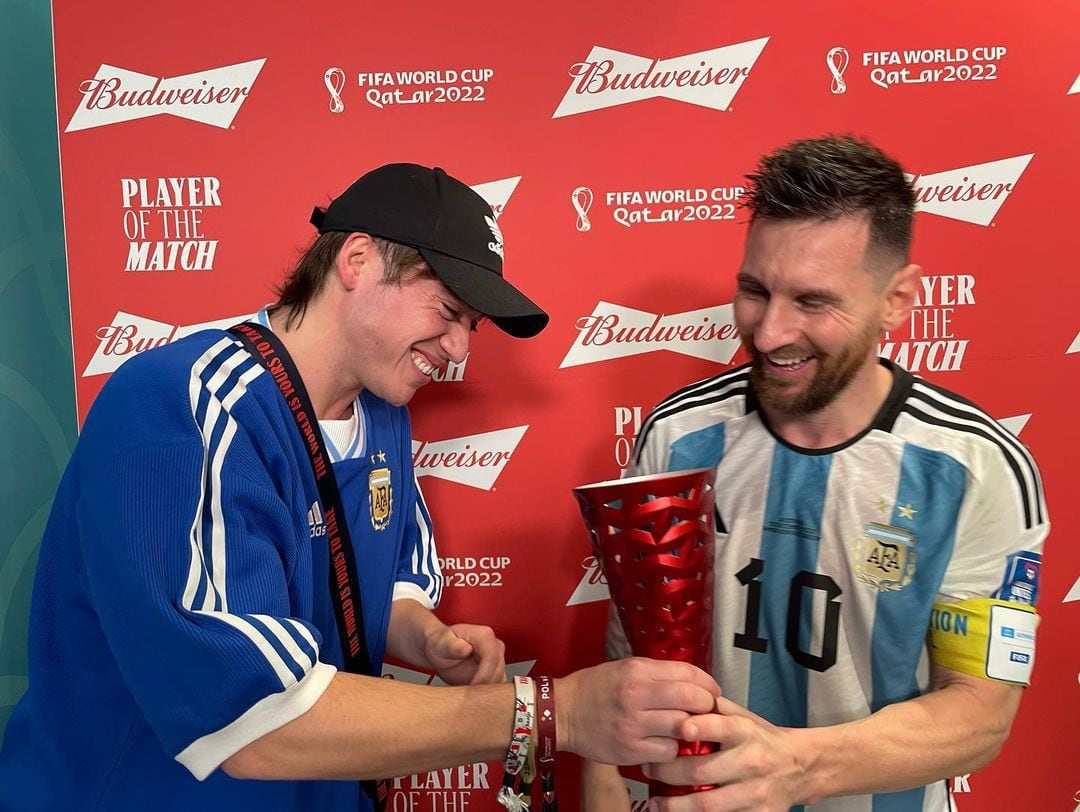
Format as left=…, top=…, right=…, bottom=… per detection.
left=572, top=467, right=718, bottom=797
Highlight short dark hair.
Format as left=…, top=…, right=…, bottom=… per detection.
left=744, top=135, right=916, bottom=264
left=273, top=233, right=430, bottom=329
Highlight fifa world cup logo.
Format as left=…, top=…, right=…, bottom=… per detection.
left=324, top=67, right=346, bottom=113
left=571, top=186, right=593, bottom=232
left=826, top=47, right=849, bottom=95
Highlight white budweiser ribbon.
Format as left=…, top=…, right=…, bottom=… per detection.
left=411, top=426, right=528, bottom=490
left=470, top=177, right=522, bottom=219
left=907, top=153, right=1033, bottom=226
left=552, top=38, right=768, bottom=118
left=83, top=311, right=255, bottom=377
left=560, top=301, right=741, bottom=368
left=65, top=59, right=266, bottom=132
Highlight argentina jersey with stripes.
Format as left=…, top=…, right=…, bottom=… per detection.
left=608, top=360, right=1048, bottom=812
left=0, top=319, right=441, bottom=811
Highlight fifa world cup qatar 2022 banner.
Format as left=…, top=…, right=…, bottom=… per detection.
left=51, top=0, right=1080, bottom=808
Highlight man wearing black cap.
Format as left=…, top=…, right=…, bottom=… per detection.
left=0, top=164, right=721, bottom=812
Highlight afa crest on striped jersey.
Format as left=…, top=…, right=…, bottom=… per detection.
left=855, top=522, right=917, bottom=591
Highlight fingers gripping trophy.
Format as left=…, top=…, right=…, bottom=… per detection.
left=573, top=468, right=718, bottom=798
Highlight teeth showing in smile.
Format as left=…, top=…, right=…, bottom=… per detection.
left=411, top=351, right=435, bottom=376
left=767, top=353, right=811, bottom=367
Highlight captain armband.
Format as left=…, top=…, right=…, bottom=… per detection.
left=928, top=597, right=1039, bottom=685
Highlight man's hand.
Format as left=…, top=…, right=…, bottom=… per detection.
left=643, top=696, right=813, bottom=811
left=388, top=599, right=506, bottom=685
left=558, top=658, right=722, bottom=767
left=423, top=623, right=507, bottom=685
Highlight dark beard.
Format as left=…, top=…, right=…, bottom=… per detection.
left=747, top=322, right=880, bottom=417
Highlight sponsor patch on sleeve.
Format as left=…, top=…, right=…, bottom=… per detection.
left=992, top=550, right=1041, bottom=606
left=928, top=597, right=1038, bottom=685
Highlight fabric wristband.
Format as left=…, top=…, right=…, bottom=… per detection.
left=536, top=675, right=557, bottom=811
left=497, top=676, right=535, bottom=811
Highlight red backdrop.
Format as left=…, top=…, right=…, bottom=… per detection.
left=53, top=1, right=1080, bottom=808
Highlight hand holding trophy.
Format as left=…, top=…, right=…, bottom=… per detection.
left=572, top=468, right=718, bottom=797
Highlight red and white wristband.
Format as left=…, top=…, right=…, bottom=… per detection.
left=497, top=676, right=535, bottom=811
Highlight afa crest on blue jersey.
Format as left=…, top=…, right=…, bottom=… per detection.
left=369, top=463, right=392, bottom=531
left=855, top=522, right=917, bottom=591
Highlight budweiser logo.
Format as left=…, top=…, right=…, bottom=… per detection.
left=65, top=59, right=266, bottom=132
left=566, top=555, right=609, bottom=606
left=411, top=426, right=527, bottom=490
left=552, top=38, right=768, bottom=119
left=1065, top=576, right=1080, bottom=604
left=83, top=310, right=255, bottom=377
left=997, top=414, right=1031, bottom=436
left=560, top=301, right=741, bottom=368
left=907, top=154, right=1033, bottom=226
left=470, top=176, right=521, bottom=219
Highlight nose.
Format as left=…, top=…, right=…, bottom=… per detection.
left=440, top=318, right=471, bottom=364
left=753, top=297, right=800, bottom=353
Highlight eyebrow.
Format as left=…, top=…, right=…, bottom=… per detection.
left=735, top=273, right=842, bottom=304
left=438, top=290, right=484, bottom=326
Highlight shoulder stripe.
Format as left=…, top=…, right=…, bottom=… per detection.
left=651, top=365, right=751, bottom=415
left=635, top=370, right=749, bottom=467
left=182, top=338, right=318, bottom=687
left=910, top=382, right=1044, bottom=522
left=182, top=339, right=238, bottom=613
left=413, top=480, right=442, bottom=605
left=196, top=349, right=264, bottom=614
left=900, top=402, right=1040, bottom=530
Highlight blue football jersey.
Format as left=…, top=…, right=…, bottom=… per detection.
left=0, top=315, right=441, bottom=811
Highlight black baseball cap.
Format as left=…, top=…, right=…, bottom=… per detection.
left=310, top=163, right=548, bottom=338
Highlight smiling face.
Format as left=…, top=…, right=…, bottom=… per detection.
left=343, top=252, right=481, bottom=407
left=734, top=215, right=906, bottom=421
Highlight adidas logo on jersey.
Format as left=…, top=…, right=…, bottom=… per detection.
left=308, top=501, right=327, bottom=538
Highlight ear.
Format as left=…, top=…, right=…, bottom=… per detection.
left=334, top=232, right=379, bottom=292
left=881, top=263, right=920, bottom=332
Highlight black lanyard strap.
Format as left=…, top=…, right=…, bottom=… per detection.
left=229, top=321, right=387, bottom=810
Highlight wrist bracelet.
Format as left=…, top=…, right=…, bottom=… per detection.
left=497, top=676, right=535, bottom=811
left=536, top=675, right=557, bottom=811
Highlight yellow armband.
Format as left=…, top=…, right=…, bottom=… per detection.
left=928, top=597, right=1038, bottom=685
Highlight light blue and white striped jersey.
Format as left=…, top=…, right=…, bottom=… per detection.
left=0, top=314, right=441, bottom=811
left=609, top=361, right=1048, bottom=812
